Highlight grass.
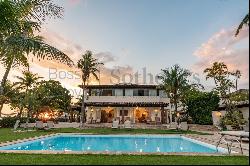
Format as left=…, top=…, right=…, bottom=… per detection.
left=0, top=128, right=248, bottom=165
left=0, top=128, right=209, bottom=144
left=0, top=154, right=248, bottom=165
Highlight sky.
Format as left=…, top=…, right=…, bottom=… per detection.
left=0, top=0, right=249, bottom=100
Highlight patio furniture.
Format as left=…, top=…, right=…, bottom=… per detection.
left=35, top=121, right=45, bottom=130
left=124, top=120, right=132, bottom=129
left=12, top=120, right=20, bottom=131
left=96, top=118, right=101, bottom=123
left=45, top=121, right=55, bottom=130
left=150, top=117, right=156, bottom=125
left=146, top=117, right=151, bottom=124
left=116, top=117, right=121, bottom=124
left=111, top=120, right=119, bottom=129
left=216, top=131, right=249, bottom=155
left=226, top=125, right=233, bottom=131
left=86, top=117, right=92, bottom=124
left=179, top=122, right=189, bottom=131
left=169, top=122, right=178, bottom=130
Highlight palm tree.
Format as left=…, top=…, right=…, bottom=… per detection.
left=235, top=13, right=249, bottom=36
left=77, top=51, right=103, bottom=127
left=0, top=0, right=73, bottom=93
left=0, top=1, right=73, bottom=115
left=14, top=71, right=42, bottom=124
left=157, top=64, right=191, bottom=121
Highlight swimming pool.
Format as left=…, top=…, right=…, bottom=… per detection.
left=0, top=134, right=228, bottom=153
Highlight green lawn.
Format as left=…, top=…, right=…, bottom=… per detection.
left=0, top=154, right=248, bottom=165
left=0, top=128, right=248, bottom=165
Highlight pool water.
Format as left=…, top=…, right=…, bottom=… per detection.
left=0, top=135, right=227, bottom=153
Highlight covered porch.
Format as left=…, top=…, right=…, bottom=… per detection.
left=85, top=103, right=171, bottom=124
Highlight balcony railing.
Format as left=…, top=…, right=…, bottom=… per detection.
left=85, top=96, right=170, bottom=104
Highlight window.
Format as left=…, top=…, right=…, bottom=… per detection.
left=149, top=90, right=157, bottom=96
left=138, top=89, right=144, bottom=96
left=115, top=89, right=123, bottom=96
left=101, top=89, right=114, bottom=96
left=120, top=110, right=128, bottom=116
left=91, top=89, right=100, bottom=96
left=133, top=89, right=138, bottom=96
left=125, top=89, right=133, bottom=96
left=144, top=89, right=149, bottom=96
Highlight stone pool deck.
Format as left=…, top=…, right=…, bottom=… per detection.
left=0, top=132, right=248, bottom=156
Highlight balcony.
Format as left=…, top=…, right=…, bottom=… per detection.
left=85, top=96, right=170, bottom=104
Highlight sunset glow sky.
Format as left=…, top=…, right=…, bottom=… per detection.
left=0, top=0, right=249, bottom=98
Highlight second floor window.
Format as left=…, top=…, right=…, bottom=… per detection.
left=102, top=89, right=113, bottom=96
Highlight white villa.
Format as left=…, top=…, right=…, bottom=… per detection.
left=81, top=84, right=171, bottom=124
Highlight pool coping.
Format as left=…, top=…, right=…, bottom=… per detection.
left=0, top=133, right=240, bottom=156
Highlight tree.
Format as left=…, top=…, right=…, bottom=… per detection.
left=0, top=0, right=73, bottom=114
left=204, top=62, right=235, bottom=98
left=35, top=80, right=72, bottom=113
left=235, top=13, right=249, bottom=36
left=204, top=62, right=244, bottom=129
left=0, top=80, right=17, bottom=117
left=184, top=90, right=220, bottom=125
left=77, top=50, right=103, bottom=127
left=157, top=64, right=192, bottom=121
left=0, top=0, right=73, bottom=95
left=14, top=71, right=42, bottom=124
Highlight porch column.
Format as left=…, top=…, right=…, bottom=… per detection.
left=169, top=110, right=172, bottom=123
left=166, top=109, right=169, bottom=124
left=160, top=106, right=164, bottom=123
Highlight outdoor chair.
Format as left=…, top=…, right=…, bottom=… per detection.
left=45, top=121, right=55, bottom=130
left=86, top=117, right=92, bottom=124
left=35, top=121, right=45, bottom=130
left=150, top=117, right=156, bottom=125
left=124, top=120, right=132, bottom=129
left=179, top=122, right=189, bottom=131
left=111, top=120, right=119, bottom=129
left=146, top=117, right=151, bottom=124
left=96, top=118, right=101, bottom=123
left=169, top=122, right=178, bottom=130
left=12, top=120, right=20, bottom=131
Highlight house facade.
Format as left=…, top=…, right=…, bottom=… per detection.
left=81, top=84, right=171, bottom=124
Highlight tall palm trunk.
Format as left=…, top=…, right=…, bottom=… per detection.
left=0, top=103, right=3, bottom=118
left=236, top=79, right=238, bottom=91
left=80, top=82, right=86, bottom=128
left=0, top=58, right=13, bottom=117
left=1, top=58, right=13, bottom=92
left=24, top=86, right=29, bottom=128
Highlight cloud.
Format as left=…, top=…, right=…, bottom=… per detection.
left=94, top=52, right=117, bottom=63
left=192, top=25, right=249, bottom=89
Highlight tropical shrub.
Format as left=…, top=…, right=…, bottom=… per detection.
left=219, top=110, right=246, bottom=130
left=185, top=90, right=220, bottom=125
left=0, top=117, right=38, bottom=128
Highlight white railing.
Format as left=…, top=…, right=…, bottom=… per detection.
left=85, top=96, right=170, bottom=103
